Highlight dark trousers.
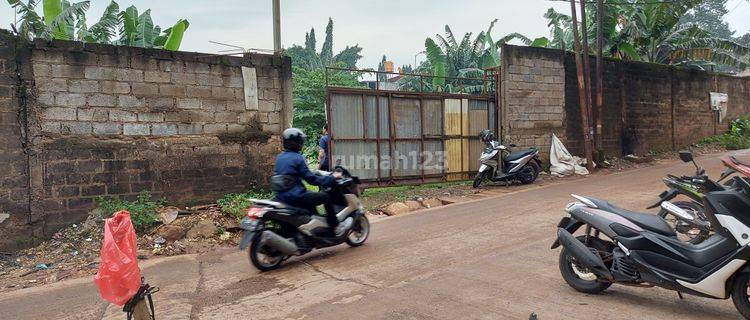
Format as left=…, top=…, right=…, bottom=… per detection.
left=291, top=191, right=339, bottom=228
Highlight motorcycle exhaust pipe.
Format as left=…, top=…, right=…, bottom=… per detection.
left=556, top=228, right=613, bottom=280
left=260, top=230, right=299, bottom=256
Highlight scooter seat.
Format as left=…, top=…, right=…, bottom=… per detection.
left=586, top=197, right=676, bottom=237
left=658, top=233, right=738, bottom=268
left=506, top=148, right=538, bottom=161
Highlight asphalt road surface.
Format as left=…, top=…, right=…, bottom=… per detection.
left=2, top=150, right=750, bottom=320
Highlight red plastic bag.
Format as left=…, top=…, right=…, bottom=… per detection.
left=94, top=210, right=142, bottom=306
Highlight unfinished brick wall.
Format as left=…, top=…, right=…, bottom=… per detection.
left=0, top=32, right=293, bottom=251
left=503, top=44, right=750, bottom=159
left=501, top=45, right=565, bottom=160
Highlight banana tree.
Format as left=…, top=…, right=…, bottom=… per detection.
left=7, top=0, right=189, bottom=51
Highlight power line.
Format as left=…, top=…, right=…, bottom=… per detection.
left=547, top=0, right=683, bottom=4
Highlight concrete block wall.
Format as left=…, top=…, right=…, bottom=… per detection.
left=0, top=31, right=293, bottom=251
left=503, top=44, right=750, bottom=159
left=501, top=45, right=566, bottom=160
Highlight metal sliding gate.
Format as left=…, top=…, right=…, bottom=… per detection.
left=325, top=68, right=499, bottom=186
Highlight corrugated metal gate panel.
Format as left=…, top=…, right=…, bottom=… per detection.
left=327, top=88, right=495, bottom=186
left=330, top=94, right=363, bottom=138
left=422, top=99, right=443, bottom=137
left=392, top=98, right=421, bottom=138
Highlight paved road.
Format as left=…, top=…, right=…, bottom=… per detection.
left=3, top=150, right=750, bottom=320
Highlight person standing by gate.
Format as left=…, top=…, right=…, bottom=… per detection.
left=318, top=123, right=330, bottom=171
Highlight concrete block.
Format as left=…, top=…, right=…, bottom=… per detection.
left=146, top=97, right=176, bottom=111
left=215, top=112, right=238, bottom=123
left=84, top=66, right=115, bottom=80
left=151, top=123, right=177, bottom=136
left=144, top=71, right=171, bottom=83
left=77, top=108, right=109, bottom=122
left=185, top=85, right=212, bottom=98
left=200, top=99, right=225, bottom=111
left=131, top=82, right=159, bottom=96
left=177, top=123, right=203, bottom=135
left=203, top=124, right=227, bottom=134
left=172, top=72, right=196, bottom=85
left=61, top=121, right=92, bottom=134
left=258, top=100, right=277, bottom=112
left=227, top=124, right=245, bottom=132
left=36, top=78, right=68, bottom=92
left=123, top=123, right=150, bottom=135
left=114, top=69, right=143, bottom=82
left=51, top=65, right=85, bottom=78
left=267, top=112, right=280, bottom=124
left=211, top=87, right=235, bottom=100
left=224, top=75, right=244, bottom=88
left=196, top=74, right=223, bottom=86
left=137, top=112, right=164, bottom=122
left=188, top=62, right=210, bottom=74
left=109, top=110, right=137, bottom=122
left=68, top=79, right=100, bottom=93
left=262, top=123, right=280, bottom=133
left=100, top=81, right=131, bottom=94
left=41, top=121, right=61, bottom=133
left=87, top=94, right=116, bottom=107
left=63, top=51, right=98, bottom=66
left=238, top=111, right=257, bottom=123
left=159, top=84, right=185, bottom=97
left=37, top=92, right=55, bottom=105
left=32, top=64, right=50, bottom=77
left=43, top=107, right=77, bottom=121
left=177, top=98, right=201, bottom=109
left=92, top=122, right=121, bottom=135
left=118, top=95, right=144, bottom=108
left=225, top=100, right=245, bottom=111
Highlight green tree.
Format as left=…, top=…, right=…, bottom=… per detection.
left=7, top=0, right=189, bottom=50
left=539, top=1, right=749, bottom=71
left=679, top=0, right=734, bottom=40
left=285, top=18, right=365, bottom=152
left=285, top=18, right=363, bottom=70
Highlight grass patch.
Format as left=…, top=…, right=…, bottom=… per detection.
left=217, top=189, right=273, bottom=219
left=361, top=181, right=469, bottom=199
left=95, top=190, right=166, bottom=233
left=700, top=117, right=750, bottom=150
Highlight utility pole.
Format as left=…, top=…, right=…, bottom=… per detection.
left=595, top=0, right=604, bottom=161
left=570, top=0, right=594, bottom=171
left=272, top=0, right=281, bottom=54
left=580, top=0, right=593, bottom=146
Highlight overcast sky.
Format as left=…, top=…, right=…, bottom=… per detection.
left=2, top=0, right=750, bottom=69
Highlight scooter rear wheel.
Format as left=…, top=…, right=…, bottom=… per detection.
left=249, top=234, right=284, bottom=271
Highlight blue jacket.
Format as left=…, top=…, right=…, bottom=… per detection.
left=318, top=134, right=330, bottom=167
left=274, top=150, right=335, bottom=203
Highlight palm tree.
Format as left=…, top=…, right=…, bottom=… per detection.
left=285, top=18, right=363, bottom=70
left=7, top=0, right=189, bottom=50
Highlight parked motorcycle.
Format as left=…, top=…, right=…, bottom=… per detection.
left=649, top=150, right=739, bottom=243
left=238, top=167, right=370, bottom=271
left=551, top=176, right=750, bottom=319
left=472, top=130, right=542, bottom=188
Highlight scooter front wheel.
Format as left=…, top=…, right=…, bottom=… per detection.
left=473, top=171, right=488, bottom=188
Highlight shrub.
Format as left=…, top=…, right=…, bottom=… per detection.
left=95, top=191, right=166, bottom=233
left=217, top=190, right=273, bottom=219
left=700, top=117, right=750, bottom=150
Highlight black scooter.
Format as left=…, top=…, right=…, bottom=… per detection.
left=552, top=176, right=750, bottom=319
left=238, top=167, right=370, bottom=271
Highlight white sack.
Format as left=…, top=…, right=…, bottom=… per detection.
left=549, top=133, right=589, bottom=177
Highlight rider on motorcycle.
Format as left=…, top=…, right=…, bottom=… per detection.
left=272, top=128, right=351, bottom=236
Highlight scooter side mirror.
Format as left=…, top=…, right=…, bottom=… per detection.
left=679, top=150, right=693, bottom=163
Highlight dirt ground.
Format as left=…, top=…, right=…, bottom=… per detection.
left=0, top=144, right=726, bottom=294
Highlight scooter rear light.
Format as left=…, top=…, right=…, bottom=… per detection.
left=246, top=206, right=267, bottom=220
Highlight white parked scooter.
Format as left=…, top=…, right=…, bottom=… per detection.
left=473, top=130, right=542, bottom=188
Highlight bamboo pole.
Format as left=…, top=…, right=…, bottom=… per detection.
left=580, top=0, right=594, bottom=143
left=570, top=0, right=594, bottom=171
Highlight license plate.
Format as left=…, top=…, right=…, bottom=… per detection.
left=239, top=230, right=255, bottom=250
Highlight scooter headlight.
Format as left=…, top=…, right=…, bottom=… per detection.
left=565, top=202, right=584, bottom=213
